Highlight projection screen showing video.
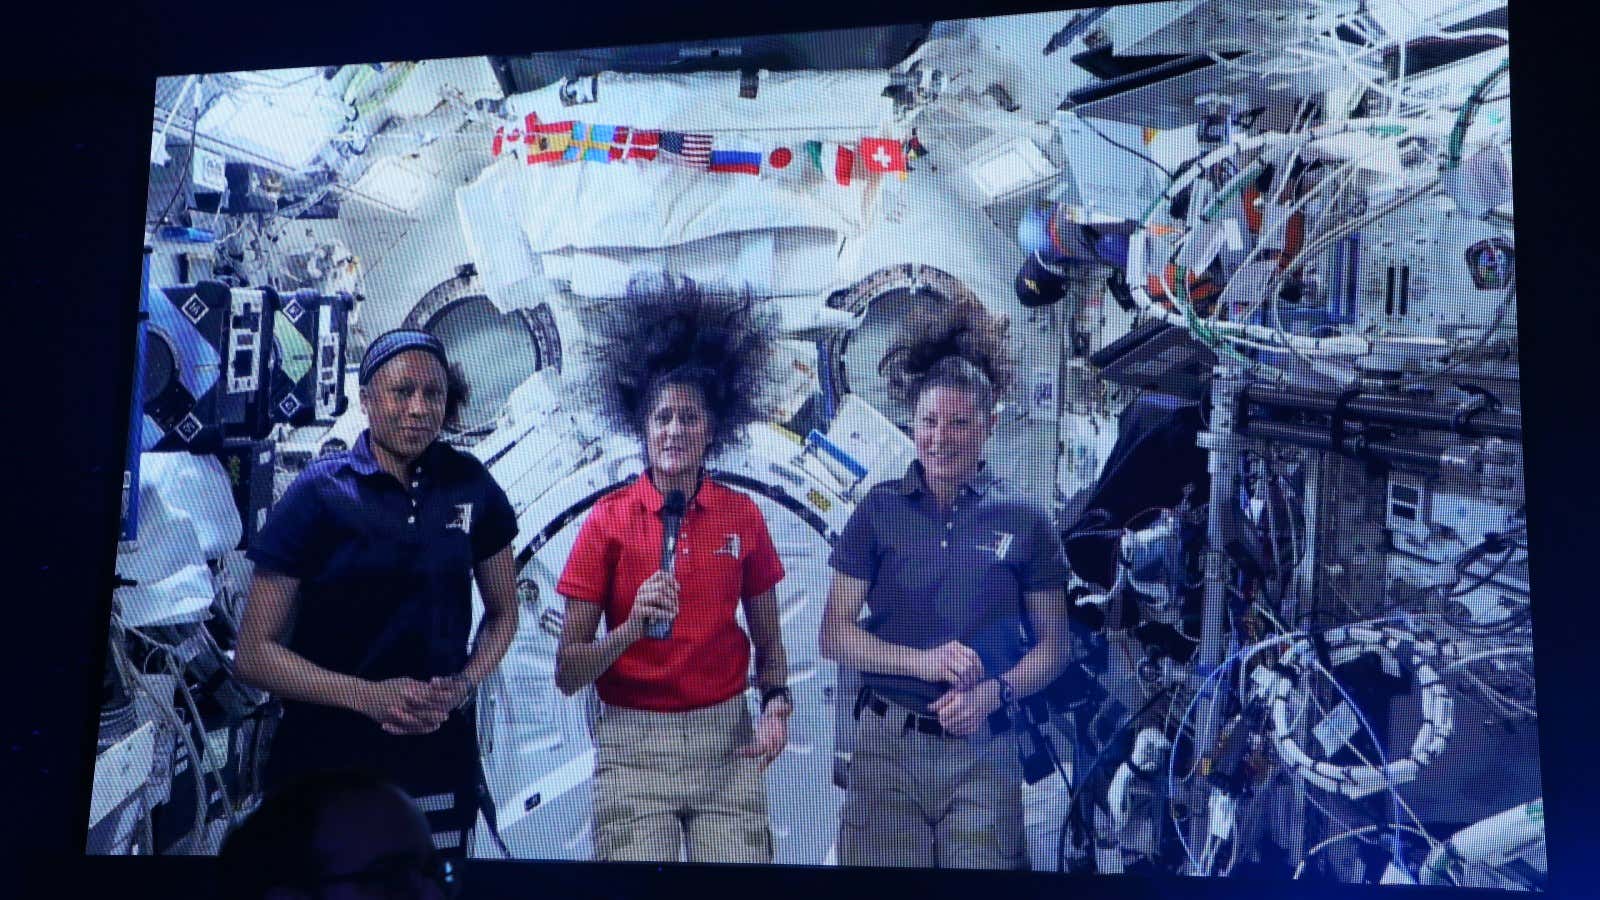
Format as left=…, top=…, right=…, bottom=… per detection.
left=90, top=0, right=1542, bottom=889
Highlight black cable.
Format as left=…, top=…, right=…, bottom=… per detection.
left=1448, top=538, right=1520, bottom=598
left=1080, top=116, right=1175, bottom=180
left=152, top=79, right=202, bottom=230
left=1447, top=604, right=1531, bottom=637
left=1056, top=685, right=1176, bottom=873
left=1446, top=92, right=1510, bottom=111
left=476, top=772, right=514, bottom=858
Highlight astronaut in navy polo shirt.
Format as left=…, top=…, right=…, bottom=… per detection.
left=821, top=347, right=1070, bottom=870
left=236, top=329, right=520, bottom=858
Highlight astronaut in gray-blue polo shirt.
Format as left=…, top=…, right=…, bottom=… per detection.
left=830, top=461, right=1066, bottom=709
left=821, top=357, right=1069, bottom=870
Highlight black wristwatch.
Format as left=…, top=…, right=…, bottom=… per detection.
left=760, top=686, right=793, bottom=714
left=995, top=675, right=1018, bottom=710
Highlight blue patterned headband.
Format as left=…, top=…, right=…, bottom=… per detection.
left=359, top=329, right=449, bottom=385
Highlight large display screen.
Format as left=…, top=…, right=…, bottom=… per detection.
left=88, top=0, right=1542, bottom=889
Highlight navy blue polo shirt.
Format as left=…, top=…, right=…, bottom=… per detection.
left=246, top=431, right=517, bottom=784
left=828, top=461, right=1068, bottom=713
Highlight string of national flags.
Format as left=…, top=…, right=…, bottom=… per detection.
left=491, top=114, right=929, bottom=186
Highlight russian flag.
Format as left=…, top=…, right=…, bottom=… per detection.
left=708, top=148, right=762, bottom=176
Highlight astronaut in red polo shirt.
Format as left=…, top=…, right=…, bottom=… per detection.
left=554, top=277, right=791, bottom=863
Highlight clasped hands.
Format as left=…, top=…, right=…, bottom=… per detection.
left=918, top=640, right=1003, bottom=737
left=363, top=674, right=474, bottom=736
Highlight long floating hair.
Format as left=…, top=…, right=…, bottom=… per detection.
left=877, top=289, right=1015, bottom=410
left=583, top=273, right=779, bottom=458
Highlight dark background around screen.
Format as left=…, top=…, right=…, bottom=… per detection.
left=4, top=1, right=1597, bottom=898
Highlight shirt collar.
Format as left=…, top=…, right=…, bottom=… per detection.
left=632, top=469, right=714, bottom=513
left=895, top=460, right=998, bottom=498
left=344, top=430, right=442, bottom=479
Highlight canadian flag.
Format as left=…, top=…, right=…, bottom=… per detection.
left=859, top=138, right=907, bottom=175
left=492, top=124, right=526, bottom=157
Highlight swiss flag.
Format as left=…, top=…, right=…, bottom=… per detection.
left=859, top=138, right=907, bottom=175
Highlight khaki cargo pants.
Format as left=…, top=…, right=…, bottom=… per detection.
left=591, top=694, right=772, bottom=863
left=838, top=697, right=1028, bottom=870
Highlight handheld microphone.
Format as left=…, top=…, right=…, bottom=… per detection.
left=648, top=489, right=687, bottom=639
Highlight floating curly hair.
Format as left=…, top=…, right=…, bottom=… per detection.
left=877, top=290, right=1014, bottom=411
left=443, top=363, right=471, bottom=431
left=582, top=273, right=778, bottom=458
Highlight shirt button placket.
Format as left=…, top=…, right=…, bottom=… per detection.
left=409, top=472, right=421, bottom=526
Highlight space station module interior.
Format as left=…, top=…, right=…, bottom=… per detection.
left=90, top=0, right=1544, bottom=888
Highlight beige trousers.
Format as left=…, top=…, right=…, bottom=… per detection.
left=591, top=694, right=772, bottom=863
left=838, top=695, right=1027, bottom=870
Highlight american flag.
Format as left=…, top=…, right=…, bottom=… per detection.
left=660, top=131, right=713, bottom=169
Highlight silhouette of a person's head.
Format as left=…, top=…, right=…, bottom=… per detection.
left=219, top=769, right=458, bottom=899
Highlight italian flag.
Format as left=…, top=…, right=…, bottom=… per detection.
left=806, top=141, right=855, bottom=187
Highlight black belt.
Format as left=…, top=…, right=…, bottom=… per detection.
left=854, top=686, right=1012, bottom=738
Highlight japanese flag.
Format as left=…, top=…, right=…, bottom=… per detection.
left=763, top=146, right=808, bottom=184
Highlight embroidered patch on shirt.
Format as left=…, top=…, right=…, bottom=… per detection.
left=978, top=530, right=1015, bottom=561
left=447, top=502, right=474, bottom=533
left=715, top=533, right=741, bottom=558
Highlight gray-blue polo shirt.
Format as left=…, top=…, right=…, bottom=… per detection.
left=828, top=461, right=1069, bottom=714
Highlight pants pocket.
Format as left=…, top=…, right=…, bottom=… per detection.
left=836, top=790, right=875, bottom=862
left=939, top=744, right=1027, bottom=870
left=987, top=801, right=1028, bottom=870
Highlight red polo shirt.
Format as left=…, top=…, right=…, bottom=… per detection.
left=556, top=474, right=785, bottom=711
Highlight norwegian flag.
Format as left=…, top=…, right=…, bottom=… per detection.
left=660, top=131, right=713, bottom=169
left=609, top=127, right=662, bottom=162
